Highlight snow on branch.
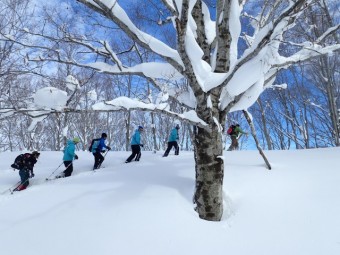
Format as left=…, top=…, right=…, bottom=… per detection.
left=0, top=103, right=208, bottom=130
left=315, top=24, right=340, bottom=44
left=216, top=0, right=339, bottom=112
left=86, top=61, right=183, bottom=80
left=272, top=44, right=340, bottom=69
left=145, top=76, right=196, bottom=109
left=231, top=0, right=309, bottom=74
left=27, top=50, right=182, bottom=81
left=92, top=96, right=208, bottom=129
left=77, top=0, right=184, bottom=70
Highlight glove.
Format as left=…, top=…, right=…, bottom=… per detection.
left=140, top=144, right=144, bottom=147
left=101, top=150, right=106, bottom=153
left=107, top=146, right=111, bottom=151
left=75, top=155, right=79, bottom=160
left=30, top=172, right=35, bottom=178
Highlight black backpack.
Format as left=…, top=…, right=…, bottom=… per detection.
left=88, top=138, right=100, bottom=152
left=11, top=154, right=27, bottom=170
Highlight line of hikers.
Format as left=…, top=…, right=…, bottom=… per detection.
left=9, top=124, right=182, bottom=192
left=10, top=123, right=246, bottom=192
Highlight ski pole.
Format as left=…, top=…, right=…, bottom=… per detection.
left=9, top=170, right=35, bottom=194
left=97, top=150, right=109, bottom=169
left=10, top=177, right=32, bottom=194
left=1, top=168, right=34, bottom=195
left=0, top=181, right=21, bottom=195
left=48, top=160, right=73, bottom=180
left=47, top=161, right=73, bottom=180
left=45, top=161, right=65, bottom=181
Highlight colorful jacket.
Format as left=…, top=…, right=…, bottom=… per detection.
left=168, top=128, right=179, bottom=142
left=63, top=140, right=77, bottom=161
left=92, top=137, right=109, bottom=153
left=130, top=129, right=141, bottom=145
left=17, top=153, right=37, bottom=172
left=231, top=126, right=246, bottom=137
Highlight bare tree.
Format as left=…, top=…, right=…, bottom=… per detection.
left=1, top=0, right=339, bottom=221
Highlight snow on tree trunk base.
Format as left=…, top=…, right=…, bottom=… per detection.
left=193, top=126, right=224, bottom=221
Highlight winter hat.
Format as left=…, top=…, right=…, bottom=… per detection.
left=175, top=124, right=180, bottom=129
left=138, top=126, right=144, bottom=130
left=32, top=151, right=40, bottom=157
left=101, top=133, right=107, bottom=138
left=73, top=137, right=80, bottom=143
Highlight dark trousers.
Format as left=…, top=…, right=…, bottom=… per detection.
left=228, top=136, right=239, bottom=151
left=63, top=161, right=73, bottom=177
left=19, top=169, right=30, bottom=188
left=126, top=145, right=141, bottom=162
left=163, top=141, right=179, bottom=157
left=93, top=152, right=104, bottom=170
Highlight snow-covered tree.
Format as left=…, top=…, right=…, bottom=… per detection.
left=1, top=0, right=339, bottom=221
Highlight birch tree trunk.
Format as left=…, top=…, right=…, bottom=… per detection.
left=193, top=125, right=224, bottom=220
left=193, top=93, right=225, bottom=221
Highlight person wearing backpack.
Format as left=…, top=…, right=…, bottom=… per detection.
left=125, top=126, right=144, bottom=163
left=163, top=124, right=180, bottom=157
left=57, top=137, right=80, bottom=178
left=227, top=124, right=248, bottom=151
left=12, top=151, right=40, bottom=191
left=91, top=133, right=111, bottom=170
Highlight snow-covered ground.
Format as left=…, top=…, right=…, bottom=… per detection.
left=0, top=148, right=339, bottom=255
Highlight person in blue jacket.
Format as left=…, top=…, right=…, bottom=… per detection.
left=163, top=124, right=180, bottom=157
left=125, top=126, right=144, bottom=163
left=91, top=133, right=111, bottom=170
left=58, top=137, right=79, bottom=178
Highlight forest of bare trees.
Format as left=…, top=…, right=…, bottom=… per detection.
left=0, top=0, right=339, bottom=220
left=0, top=0, right=338, bottom=151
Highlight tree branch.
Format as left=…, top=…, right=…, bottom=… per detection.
left=76, top=0, right=184, bottom=72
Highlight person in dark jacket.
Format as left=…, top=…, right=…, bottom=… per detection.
left=58, top=137, right=80, bottom=178
left=91, top=133, right=111, bottom=170
left=227, top=124, right=248, bottom=151
left=125, top=126, right=144, bottom=163
left=14, top=151, right=40, bottom=191
left=163, top=124, right=180, bottom=157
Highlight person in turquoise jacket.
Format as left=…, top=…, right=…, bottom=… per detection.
left=58, top=137, right=79, bottom=177
left=163, top=124, right=180, bottom=157
left=125, top=126, right=144, bottom=163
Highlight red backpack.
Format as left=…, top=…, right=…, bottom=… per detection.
left=227, top=125, right=236, bottom=135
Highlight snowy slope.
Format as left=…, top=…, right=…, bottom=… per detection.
left=0, top=148, right=339, bottom=255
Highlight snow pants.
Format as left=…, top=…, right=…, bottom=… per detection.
left=228, top=136, right=239, bottom=151
left=18, top=169, right=30, bottom=189
left=163, top=141, right=179, bottom=157
left=63, top=161, right=73, bottom=177
left=126, top=145, right=141, bottom=162
left=93, top=152, right=104, bottom=170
